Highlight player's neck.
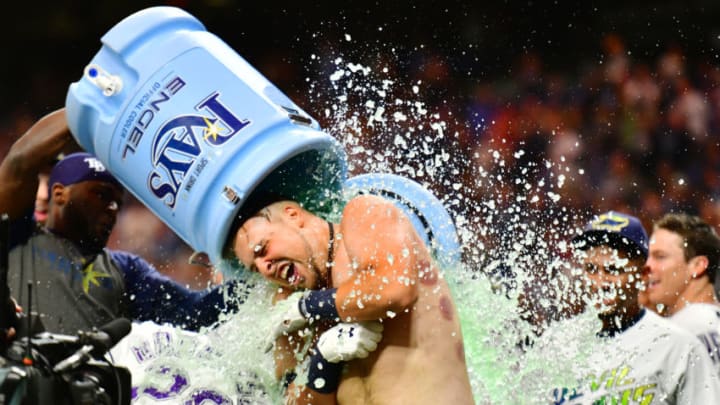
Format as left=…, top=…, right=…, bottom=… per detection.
left=311, top=217, right=336, bottom=289
left=598, top=306, right=644, bottom=337
left=324, top=221, right=336, bottom=287
left=668, top=280, right=718, bottom=315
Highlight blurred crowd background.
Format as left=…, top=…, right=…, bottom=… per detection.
left=2, top=0, right=720, bottom=291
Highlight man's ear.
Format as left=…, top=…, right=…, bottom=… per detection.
left=50, top=183, right=67, bottom=206
left=689, top=255, right=709, bottom=279
left=283, top=203, right=304, bottom=226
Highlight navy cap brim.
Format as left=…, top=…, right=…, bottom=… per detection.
left=572, top=230, right=648, bottom=259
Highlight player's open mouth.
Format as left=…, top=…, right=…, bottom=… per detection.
left=598, top=285, right=617, bottom=304
left=279, top=262, right=298, bottom=285
left=647, top=279, right=660, bottom=289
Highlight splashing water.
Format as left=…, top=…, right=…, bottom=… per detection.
left=112, top=274, right=285, bottom=404
left=113, top=39, right=609, bottom=404
left=305, top=45, right=603, bottom=404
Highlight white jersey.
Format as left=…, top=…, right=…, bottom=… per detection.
left=669, top=303, right=720, bottom=374
left=550, top=310, right=720, bottom=404
left=109, top=321, right=272, bottom=404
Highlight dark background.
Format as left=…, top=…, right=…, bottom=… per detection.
left=2, top=0, right=719, bottom=116
left=3, top=0, right=720, bottom=293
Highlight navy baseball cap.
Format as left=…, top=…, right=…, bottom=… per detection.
left=48, top=152, right=121, bottom=196
left=572, top=211, right=649, bottom=259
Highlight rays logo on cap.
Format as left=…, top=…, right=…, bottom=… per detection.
left=85, top=156, right=108, bottom=172
left=48, top=152, right=121, bottom=194
left=589, top=212, right=630, bottom=232
left=573, top=211, right=649, bottom=258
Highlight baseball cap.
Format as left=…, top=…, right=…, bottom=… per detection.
left=572, top=211, right=649, bottom=259
left=48, top=152, right=121, bottom=196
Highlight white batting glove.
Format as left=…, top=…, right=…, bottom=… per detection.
left=264, top=292, right=309, bottom=352
left=316, top=321, right=384, bottom=363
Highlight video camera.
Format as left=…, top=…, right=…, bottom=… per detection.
left=0, top=317, right=132, bottom=405
left=0, top=215, right=132, bottom=405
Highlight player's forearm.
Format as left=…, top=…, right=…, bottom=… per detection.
left=0, top=108, right=78, bottom=218
left=335, top=279, right=418, bottom=321
left=279, top=330, right=339, bottom=405
left=297, top=266, right=419, bottom=322
left=274, top=333, right=301, bottom=380
left=286, top=385, right=336, bottom=405
left=5, top=109, right=77, bottom=174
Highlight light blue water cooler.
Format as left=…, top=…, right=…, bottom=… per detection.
left=65, top=6, right=347, bottom=265
left=66, top=6, right=460, bottom=271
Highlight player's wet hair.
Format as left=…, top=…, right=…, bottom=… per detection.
left=222, top=192, right=290, bottom=260
left=654, top=213, right=720, bottom=283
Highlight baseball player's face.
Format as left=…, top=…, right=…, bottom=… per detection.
left=60, top=180, right=124, bottom=252
left=234, top=211, right=321, bottom=290
left=644, top=228, right=691, bottom=312
left=582, top=246, right=643, bottom=316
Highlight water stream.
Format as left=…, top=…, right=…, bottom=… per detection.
left=112, top=45, right=606, bottom=405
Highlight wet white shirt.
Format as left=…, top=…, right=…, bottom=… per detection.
left=110, top=321, right=273, bottom=404
left=669, top=303, right=720, bottom=375
left=550, top=310, right=720, bottom=404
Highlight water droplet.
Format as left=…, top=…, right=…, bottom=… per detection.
left=314, top=377, right=326, bottom=389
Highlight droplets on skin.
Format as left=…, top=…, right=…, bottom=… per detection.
left=308, top=46, right=601, bottom=404
left=133, top=35, right=603, bottom=404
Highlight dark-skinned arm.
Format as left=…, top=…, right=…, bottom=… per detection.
left=0, top=108, right=80, bottom=219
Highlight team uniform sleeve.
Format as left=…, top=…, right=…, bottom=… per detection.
left=109, top=250, right=245, bottom=331
left=677, top=340, right=720, bottom=403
